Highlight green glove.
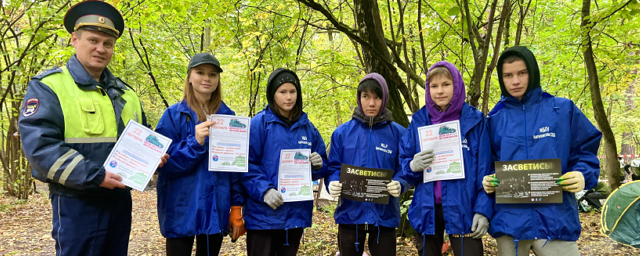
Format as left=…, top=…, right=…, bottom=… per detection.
left=482, top=174, right=499, bottom=194
left=557, top=171, right=585, bottom=193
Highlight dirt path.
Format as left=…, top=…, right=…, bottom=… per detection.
left=1, top=187, right=638, bottom=255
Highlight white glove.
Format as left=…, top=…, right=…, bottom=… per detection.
left=471, top=213, right=489, bottom=239
left=482, top=174, right=499, bottom=194
left=329, top=181, right=342, bottom=197
left=263, top=188, right=284, bottom=210
left=310, top=152, right=323, bottom=170
left=409, top=149, right=435, bottom=172
left=387, top=180, right=401, bottom=197
left=558, top=171, right=585, bottom=193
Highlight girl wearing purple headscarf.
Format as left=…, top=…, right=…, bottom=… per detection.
left=325, top=73, right=408, bottom=256
left=398, top=61, right=494, bottom=256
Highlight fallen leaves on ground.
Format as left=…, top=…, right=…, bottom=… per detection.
left=1, top=185, right=639, bottom=255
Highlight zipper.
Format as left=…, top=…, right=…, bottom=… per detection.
left=368, top=126, right=374, bottom=224
left=523, top=105, right=529, bottom=157
left=523, top=104, right=537, bottom=239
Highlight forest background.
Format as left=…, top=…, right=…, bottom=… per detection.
left=0, top=0, right=640, bottom=248
left=1, top=0, right=640, bottom=254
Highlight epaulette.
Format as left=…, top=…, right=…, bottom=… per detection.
left=116, top=77, right=135, bottom=92
left=32, top=67, right=63, bottom=80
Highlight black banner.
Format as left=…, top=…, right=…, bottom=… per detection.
left=339, top=164, right=393, bottom=204
left=495, top=159, right=563, bottom=204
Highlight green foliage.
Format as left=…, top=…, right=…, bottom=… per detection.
left=2, top=0, right=639, bottom=200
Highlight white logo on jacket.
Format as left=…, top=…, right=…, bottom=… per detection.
left=298, top=136, right=312, bottom=146
left=534, top=126, right=555, bottom=139
left=462, top=138, right=470, bottom=151
left=376, top=143, right=393, bottom=154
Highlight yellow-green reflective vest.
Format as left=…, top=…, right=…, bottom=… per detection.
left=40, top=66, right=142, bottom=144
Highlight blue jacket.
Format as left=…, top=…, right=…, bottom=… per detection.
left=487, top=87, right=602, bottom=241
left=399, top=104, right=494, bottom=235
left=327, top=113, right=407, bottom=228
left=242, top=106, right=329, bottom=230
left=155, top=100, right=244, bottom=238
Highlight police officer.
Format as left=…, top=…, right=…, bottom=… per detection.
left=19, top=1, right=168, bottom=255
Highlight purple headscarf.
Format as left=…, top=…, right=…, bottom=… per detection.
left=424, top=61, right=466, bottom=124
left=357, top=73, right=389, bottom=117
left=424, top=61, right=466, bottom=204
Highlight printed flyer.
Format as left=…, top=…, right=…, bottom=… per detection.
left=278, top=149, right=313, bottom=202
left=495, top=158, right=563, bottom=204
left=339, top=164, right=393, bottom=204
left=103, top=121, right=172, bottom=191
left=208, top=115, right=250, bottom=172
left=417, top=120, right=465, bottom=183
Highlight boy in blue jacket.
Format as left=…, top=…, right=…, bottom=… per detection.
left=326, top=73, right=407, bottom=256
left=482, top=46, right=602, bottom=256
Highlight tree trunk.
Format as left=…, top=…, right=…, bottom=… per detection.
left=464, top=0, right=500, bottom=107
left=482, top=0, right=510, bottom=113
left=581, top=0, right=619, bottom=189
left=354, top=0, right=410, bottom=126
left=203, top=24, right=211, bottom=51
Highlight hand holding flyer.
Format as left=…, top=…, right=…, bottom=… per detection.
left=103, top=121, right=172, bottom=191
left=417, top=120, right=465, bottom=183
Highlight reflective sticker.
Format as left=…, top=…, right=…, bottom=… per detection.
left=23, top=98, right=39, bottom=117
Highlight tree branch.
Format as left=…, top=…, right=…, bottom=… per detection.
left=128, top=28, right=169, bottom=108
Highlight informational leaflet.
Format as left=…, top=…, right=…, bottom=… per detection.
left=339, top=164, right=393, bottom=204
left=278, top=149, right=313, bottom=202
left=495, top=159, right=563, bottom=204
left=417, top=120, right=465, bottom=183
left=208, top=115, right=250, bottom=172
left=103, top=120, right=172, bottom=191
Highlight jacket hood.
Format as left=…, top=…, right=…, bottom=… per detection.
left=357, top=73, right=389, bottom=117
left=496, top=46, right=541, bottom=99
left=424, top=61, right=465, bottom=124
left=266, top=68, right=303, bottom=126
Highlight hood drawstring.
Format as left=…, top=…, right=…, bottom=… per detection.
left=302, top=229, right=305, bottom=245
left=461, top=235, right=464, bottom=256
left=513, top=238, right=520, bottom=256
left=284, top=228, right=290, bottom=246
left=355, top=224, right=360, bottom=252
left=422, top=233, right=426, bottom=256
left=542, top=236, right=552, bottom=248
left=376, top=225, right=380, bottom=244
left=206, top=234, right=210, bottom=256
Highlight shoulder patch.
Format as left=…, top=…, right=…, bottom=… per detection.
left=22, top=98, right=39, bottom=117
left=32, top=67, right=63, bottom=80
left=116, top=77, right=135, bottom=92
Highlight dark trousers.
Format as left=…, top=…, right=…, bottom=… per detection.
left=416, top=204, right=483, bottom=256
left=246, top=228, right=304, bottom=256
left=166, top=234, right=224, bottom=256
left=338, top=224, right=396, bottom=256
left=51, top=192, right=132, bottom=256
